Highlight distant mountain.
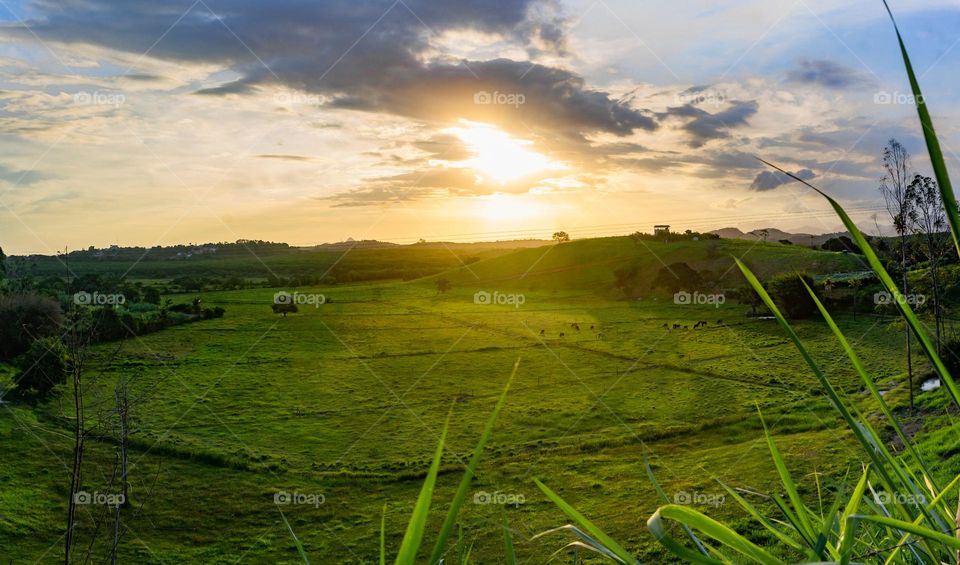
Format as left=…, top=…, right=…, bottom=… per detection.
left=708, top=227, right=852, bottom=247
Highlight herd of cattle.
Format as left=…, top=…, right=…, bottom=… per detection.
left=535, top=319, right=726, bottom=340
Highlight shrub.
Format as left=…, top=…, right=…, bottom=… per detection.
left=765, top=273, right=818, bottom=319
left=0, top=293, right=63, bottom=360
left=14, top=337, right=69, bottom=397
left=272, top=303, right=298, bottom=316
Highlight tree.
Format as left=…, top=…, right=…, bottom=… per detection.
left=14, top=336, right=69, bottom=397
left=552, top=231, right=570, bottom=243
left=821, top=236, right=861, bottom=253
left=651, top=262, right=702, bottom=294
left=766, top=273, right=818, bottom=319
left=879, top=138, right=915, bottom=410
left=435, top=278, right=452, bottom=294
left=849, top=277, right=864, bottom=320
left=613, top=264, right=642, bottom=297
left=272, top=303, right=298, bottom=317
left=907, top=173, right=949, bottom=353
left=142, top=286, right=161, bottom=305
left=0, top=293, right=64, bottom=360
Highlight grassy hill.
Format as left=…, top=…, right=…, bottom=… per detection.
left=423, top=235, right=867, bottom=293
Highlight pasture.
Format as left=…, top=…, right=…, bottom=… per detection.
left=1, top=269, right=921, bottom=562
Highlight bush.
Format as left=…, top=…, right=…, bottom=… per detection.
left=0, top=293, right=63, bottom=360
left=272, top=303, right=298, bottom=316
left=765, top=273, right=818, bottom=319
left=15, top=337, right=69, bottom=397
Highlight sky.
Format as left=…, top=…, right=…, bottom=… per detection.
left=0, top=0, right=959, bottom=254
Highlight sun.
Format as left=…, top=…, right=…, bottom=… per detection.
left=444, top=121, right=562, bottom=184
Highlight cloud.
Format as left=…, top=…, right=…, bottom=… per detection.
left=786, top=60, right=872, bottom=89
left=661, top=100, right=759, bottom=147
left=0, top=164, right=45, bottom=186
left=257, top=154, right=314, bottom=161
left=750, top=168, right=815, bottom=191
left=5, top=0, right=654, bottom=138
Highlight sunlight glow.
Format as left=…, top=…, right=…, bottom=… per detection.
left=445, top=121, right=563, bottom=184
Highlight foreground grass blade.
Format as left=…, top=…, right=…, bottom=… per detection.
left=858, top=514, right=960, bottom=550
left=533, top=525, right=627, bottom=562
left=838, top=466, right=870, bottom=565
left=716, top=482, right=805, bottom=552
left=279, top=509, right=311, bottom=565
left=735, top=259, right=902, bottom=498
left=395, top=409, right=452, bottom=565
left=882, top=0, right=960, bottom=255
left=380, top=504, right=387, bottom=565
left=647, top=505, right=782, bottom=565
left=801, top=279, right=930, bottom=478
left=644, top=453, right=712, bottom=556
left=757, top=410, right=815, bottom=549
left=428, top=359, right=519, bottom=564
left=534, top=478, right=639, bottom=564
left=755, top=159, right=960, bottom=410
left=502, top=510, right=517, bottom=565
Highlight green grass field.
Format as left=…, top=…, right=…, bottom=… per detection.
left=2, top=237, right=950, bottom=563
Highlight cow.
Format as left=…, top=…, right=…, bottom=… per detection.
left=539, top=329, right=545, bottom=336
left=559, top=332, right=565, bottom=337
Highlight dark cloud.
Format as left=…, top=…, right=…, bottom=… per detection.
left=327, top=166, right=491, bottom=206
left=411, top=133, right=471, bottom=161
left=660, top=100, right=759, bottom=147
left=786, top=60, right=871, bottom=89
left=6, top=0, right=654, bottom=138
left=0, top=164, right=45, bottom=186
left=750, top=168, right=815, bottom=191
left=257, top=154, right=313, bottom=161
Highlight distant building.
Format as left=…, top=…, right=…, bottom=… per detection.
left=654, top=224, right=671, bottom=242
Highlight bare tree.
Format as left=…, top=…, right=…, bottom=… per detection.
left=879, top=138, right=915, bottom=411
left=907, top=174, right=949, bottom=353
left=64, top=312, right=86, bottom=564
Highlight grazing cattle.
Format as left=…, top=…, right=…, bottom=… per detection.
left=672, top=323, right=681, bottom=329
left=717, top=319, right=724, bottom=325
left=661, top=323, right=669, bottom=329
left=590, top=325, right=595, bottom=330
left=693, top=320, right=708, bottom=329
left=559, top=332, right=565, bottom=337
left=571, top=323, right=581, bottom=332
left=683, top=325, right=689, bottom=330
left=539, top=329, right=545, bottom=336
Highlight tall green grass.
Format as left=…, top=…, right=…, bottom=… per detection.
left=534, top=2, right=960, bottom=563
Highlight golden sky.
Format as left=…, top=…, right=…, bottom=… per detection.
left=0, top=0, right=958, bottom=253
